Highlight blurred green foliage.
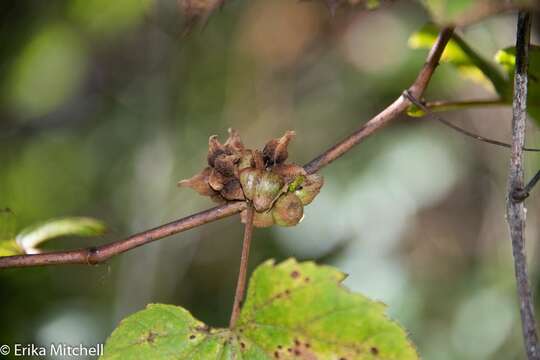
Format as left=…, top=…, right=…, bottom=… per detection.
left=422, top=0, right=534, bottom=24
left=0, top=209, right=105, bottom=256
left=408, top=24, right=508, bottom=95
left=6, top=24, right=87, bottom=118
left=69, top=0, right=153, bottom=38
left=408, top=25, right=540, bottom=123
left=495, top=45, right=540, bottom=121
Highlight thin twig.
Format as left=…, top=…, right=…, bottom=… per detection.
left=304, top=27, right=454, bottom=174
left=403, top=91, right=540, bottom=152
left=514, top=169, right=540, bottom=201
left=0, top=27, right=455, bottom=269
left=421, top=98, right=507, bottom=113
left=0, top=202, right=247, bottom=269
left=506, top=11, right=539, bottom=360
left=229, top=205, right=254, bottom=329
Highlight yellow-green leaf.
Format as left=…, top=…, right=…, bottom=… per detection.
left=0, top=208, right=17, bottom=241
left=102, top=259, right=418, bottom=359
left=0, top=240, right=23, bottom=257
left=16, top=217, right=106, bottom=254
left=495, top=45, right=540, bottom=123
left=6, top=24, right=88, bottom=118
left=408, top=24, right=509, bottom=97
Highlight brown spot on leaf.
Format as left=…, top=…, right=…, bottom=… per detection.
left=195, top=325, right=210, bottom=333
left=371, top=347, right=379, bottom=355
left=189, top=334, right=196, bottom=340
left=291, top=270, right=300, bottom=278
left=240, top=342, right=246, bottom=349
left=145, top=331, right=157, bottom=343
left=290, top=341, right=318, bottom=360
left=304, top=277, right=310, bottom=283
left=274, top=351, right=280, bottom=358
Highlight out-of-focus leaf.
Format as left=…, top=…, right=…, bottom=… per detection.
left=0, top=240, right=23, bottom=257
left=421, top=0, right=478, bottom=23
left=495, top=45, right=540, bottom=82
left=365, top=0, right=381, bottom=9
left=0, top=208, right=17, bottom=241
left=70, top=0, right=153, bottom=37
left=0, top=209, right=22, bottom=256
left=407, top=103, right=426, bottom=117
left=6, top=24, right=87, bottom=118
left=16, top=217, right=106, bottom=254
left=495, top=46, right=540, bottom=123
left=420, top=0, right=533, bottom=25
left=102, top=258, right=418, bottom=359
left=408, top=24, right=509, bottom=97
left=324, top=0, right=381, bottom=14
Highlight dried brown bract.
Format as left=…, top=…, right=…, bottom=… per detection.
left=178, top=129, right=324, bottom=227
left=262, top=130, right=295, bottom=167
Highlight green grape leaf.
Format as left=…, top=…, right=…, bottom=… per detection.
left=408, top=24, right=509, bottom=97
left=102, top=259, right=418, bottom=359
left=495, top=45, right=540, bottom=122
left=16, top=217, right=106, bottom=254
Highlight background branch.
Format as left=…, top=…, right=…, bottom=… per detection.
left=421, top=98, right=507, bottom=112
left=304, top=27, right=454, bottom=174
left=506, top=11, right=539, bottom=360
left=404, top=92, right=540, bottom=152
left=0, top=27, right=454, bottom=269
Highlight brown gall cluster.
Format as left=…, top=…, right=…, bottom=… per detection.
left=178, top=129, right=324, bottom=227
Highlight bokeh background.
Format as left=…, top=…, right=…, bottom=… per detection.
left=1, top=0, right=540, bottom=359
